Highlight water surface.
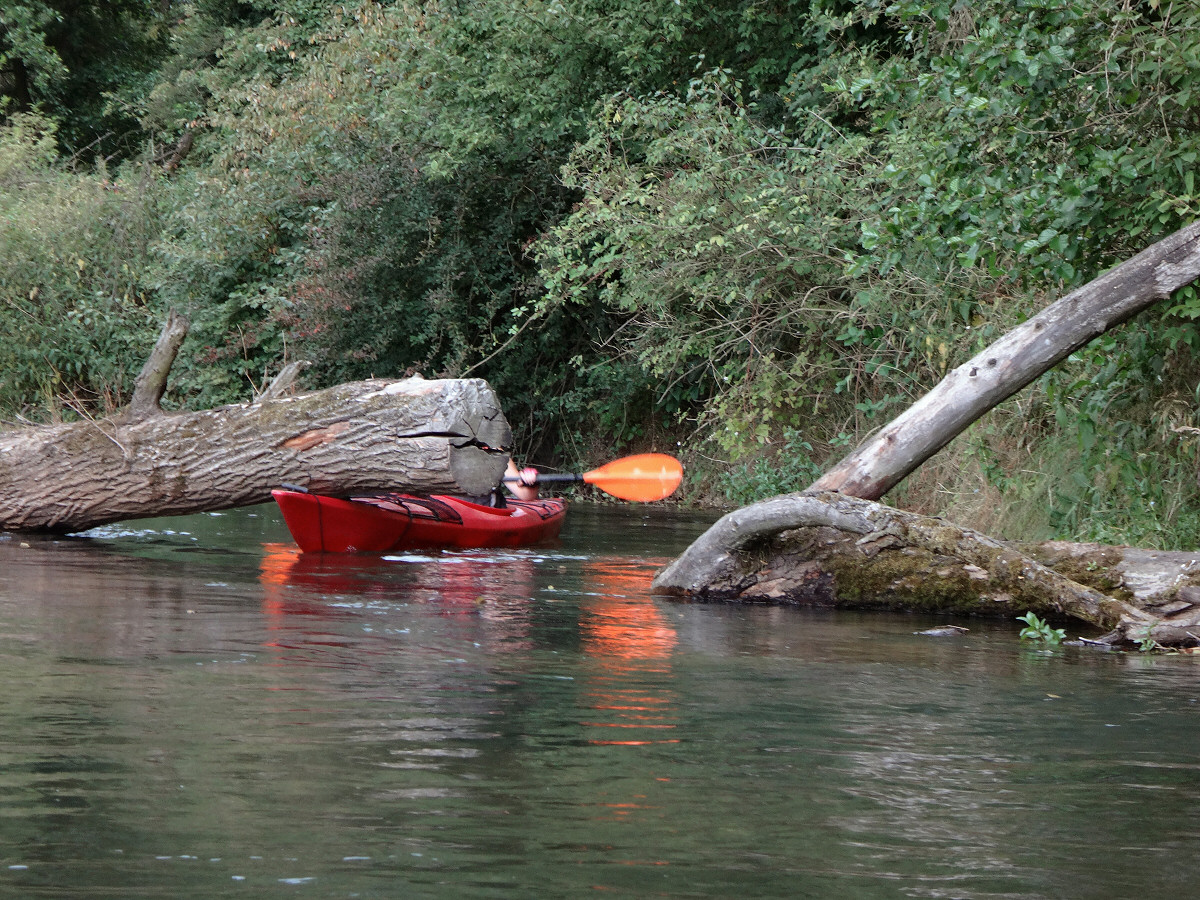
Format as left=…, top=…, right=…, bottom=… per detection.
left=0, top=502, right=1198, bottom=897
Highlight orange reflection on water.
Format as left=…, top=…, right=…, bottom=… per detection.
left=579, top=559, right=679, bottom=747
left=258, top=542, right=366, bottom=658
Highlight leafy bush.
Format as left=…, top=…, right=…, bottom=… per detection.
left=532, top=0, right=1200, bottom=540
left=714, top=429, right=825, bottom=505
left=536, top=71, right=873, bottom=459
left=0, top=114, right=161, bottom=419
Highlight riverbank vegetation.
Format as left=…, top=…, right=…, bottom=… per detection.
left=1, top=0, right=1199, bottom=546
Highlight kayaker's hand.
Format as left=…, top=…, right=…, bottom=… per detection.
left=504, top=458, right=539, bottom=500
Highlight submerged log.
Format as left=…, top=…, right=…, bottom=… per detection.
left=653, top=492, right=1200, bottom=647
left=0, top=315, right=511, bottom=532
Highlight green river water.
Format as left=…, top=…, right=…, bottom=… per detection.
left=0, top=502, right=1199, bottom=898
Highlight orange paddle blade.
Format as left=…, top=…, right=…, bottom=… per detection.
left=582, top=453, right=683, bottom=502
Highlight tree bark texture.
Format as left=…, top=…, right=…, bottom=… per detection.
left=810, top=221, right=1200, bottom=499
left=0, top=375, right=512, bottom=533
left=653, top=492, right=1200, bottom=647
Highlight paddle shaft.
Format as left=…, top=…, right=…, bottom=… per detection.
left=503, top=474, right=583, bottom=484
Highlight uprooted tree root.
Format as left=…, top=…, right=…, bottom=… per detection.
left=652, top=492, right=1200, bottom=649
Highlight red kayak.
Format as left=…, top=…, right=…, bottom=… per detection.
left=272, top=488, right=567, bottom=553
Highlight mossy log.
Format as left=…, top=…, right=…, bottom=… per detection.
left=0, top=313, right=511, bottom=532
left=652, top=492, right=1200, bottom=648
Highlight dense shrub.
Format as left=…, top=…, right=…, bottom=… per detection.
left=0, top=114, right=161, bottom=420
left=531, top=0, right=1200, bottom=541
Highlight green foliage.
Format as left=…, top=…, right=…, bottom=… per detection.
left=1136, top=635, right=1161, bottom=653
left=0, top=2, right=67, bottom=109
left=536, top=70, right=870, bottom=456
left=165, top=0, right=840, bottom=444
left=715, top=429, right=824, bottom=505
left=0, top=0, right=171, bottom=158
left=533, top=0, right=1200, bottom=535
left=0, top=113, right=162, bottom=418
left=822, top=0, right=1200, bottom=285
left=0, top=0, right=1199, bottom=557
left=138, top=0, right=266, bottom=136
left=1035, top=341, right=1200, bottom=549
left=1017, top=612, right=1066, bottom=646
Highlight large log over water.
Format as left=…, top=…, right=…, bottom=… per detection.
left=0, top=314, right=511, bottom=532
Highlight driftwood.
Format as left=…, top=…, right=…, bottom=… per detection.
left=659, top=222, right=1200, bottom=648
left=0, top=314, right=511, bottom=532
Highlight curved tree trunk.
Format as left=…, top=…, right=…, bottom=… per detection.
left=0, top=315, right=511, bottom=533
left=650, top=492, right=1148, bottom=627
left=651, top=491, right=1200, bottom=646
left=658, top=223, right=1200, bottom=648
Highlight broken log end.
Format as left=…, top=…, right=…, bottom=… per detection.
left=257, top=360, right=311, bottom=403
left=121, top=310, right=190, bottom=421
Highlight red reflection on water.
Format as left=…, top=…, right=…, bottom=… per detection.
left=579, top=559, right=679, bottom=747
left=257, top=543, right=534, bottom=654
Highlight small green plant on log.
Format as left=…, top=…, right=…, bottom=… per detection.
left=1017, top=612, right=1066, bottom=646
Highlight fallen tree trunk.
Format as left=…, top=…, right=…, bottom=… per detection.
left=0, top=315, right=511, bottom=532
left=652, top=492, right=1200, bottom=647
left=811, top=221, right=1200, bottom=498
left=658, top=222, right=1200, bottom=648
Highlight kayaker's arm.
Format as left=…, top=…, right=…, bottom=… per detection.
left=504, top=458, right=539, bottom=501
